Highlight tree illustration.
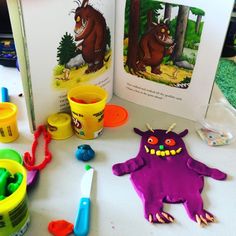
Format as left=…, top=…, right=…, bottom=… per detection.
left=140, top=0, right=163, bottom=34
left=171, top=6, right=190, bottom=62
left=164, top=3, right=172, bottom=23
left=125, top=0, right=163, bottom=37
left=190, top=7, right=205, bottom=34
left=147, top=10, right=153, bottom=30
left=57, top=32, right=77, bottom=65
left=125, top=0, right=164, bottom=73
left=162, top=3, right=179, bottom=23
left=126, top=0, right=140, bottom=73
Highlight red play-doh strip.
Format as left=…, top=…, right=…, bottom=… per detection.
left=23, top=125, right=52, bottom=171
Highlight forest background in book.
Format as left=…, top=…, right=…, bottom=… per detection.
left=123, top=0, right=205, bottom=89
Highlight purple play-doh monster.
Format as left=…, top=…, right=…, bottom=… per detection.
left=112, top=127, right=227, bottom=225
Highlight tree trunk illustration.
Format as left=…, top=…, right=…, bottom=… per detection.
left=190, top=7, right=205, bottom=35
left=172, top=6, right=190, bottom=62
left=164, top=3, right=172, bottom=23
left=126, top=0, right=140, bottom=73
left=195, top=15, right=202, bottom=34
left=147, top=10, right=153, bottom=30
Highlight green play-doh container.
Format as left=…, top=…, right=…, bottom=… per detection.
left=0, top=160, right=30, bottom=236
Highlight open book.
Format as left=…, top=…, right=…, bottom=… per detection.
left=7, top=0, right=234, bottom=131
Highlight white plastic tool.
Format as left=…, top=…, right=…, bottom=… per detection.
left=74, top=168, right=94, bottom=236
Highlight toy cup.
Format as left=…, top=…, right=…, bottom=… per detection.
left=0, top=102, right=19, bottom=143
left=67, top=85, right=108, bottom=139
left=0, top=159, right=30, bottom=236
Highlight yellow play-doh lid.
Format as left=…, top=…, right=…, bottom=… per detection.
left=0, top=102, right=17, bottom=122
left=47, top=113, right=74, bottom=140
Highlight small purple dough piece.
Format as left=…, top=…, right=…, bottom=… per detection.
left=27, top=170, right=39, bottom=189
left=112, top=128, right=227, bottom=225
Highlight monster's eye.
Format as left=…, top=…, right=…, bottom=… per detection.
left=161, top=28, right=165, bottom=33
left=167, top=30, right=170, bottom=34
left=165, top=138, right=176, bottom=146
left=76, top=16, right=81, bottom=22
left=147, top=136, right=158, bottom=145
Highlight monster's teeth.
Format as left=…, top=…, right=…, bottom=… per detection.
left=156, top=150, right=161, bottom=156
left=176, top=147, right=182, bottom=153
left=150, top=149, right=155, bottom=155
left=170, top=150, right=176, bottom=155
left=82, top=19, right=86, bottom=27
left=144, top=145, right=149, bottom=153
left=165, top=150, right=170, bottom=156
left=161, top=151, right=165, bottom=157
left=148, top=147, right=181, bottom=157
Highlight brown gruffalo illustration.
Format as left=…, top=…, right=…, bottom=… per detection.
left=137, top=21, right=175, bottom=75
left=74, top=0, right=107, bottom=74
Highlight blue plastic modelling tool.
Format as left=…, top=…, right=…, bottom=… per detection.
left=1, top=87, right=9, bottom=102
left=74, top=168, right=94, bottom=236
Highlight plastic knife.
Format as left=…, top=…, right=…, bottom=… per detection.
left=74, top=168, right=94, bottom=236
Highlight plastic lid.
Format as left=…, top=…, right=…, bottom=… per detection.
left=196, top=102, right=236, bottom=145
left=0, top=102, right=17, bottom=121
left=199, top=103, right=236, bottom=133
left=0, top=148, right=22, bottom=164
left=47, top=113, right=71, bottom=127
left=104, top=104, right=128, bottom=127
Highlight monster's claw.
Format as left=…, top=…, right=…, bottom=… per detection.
left=194, top=209, right=215, bottom=226
left=147, top=211, right=174, bottom=224
left=200, top=215, right=208, bottom=225
left=129, top=68, right=135, bottom=75
left=195, top=214, right=202, bottom=226
left=196, top=213, right=213, bottom=226
left=134, top=70, right=143, bottom=77
left=148, top=214, right=153, bottom=223
left=205, top=213, right=214, bottom=222
left=161, top=212, right=174, bottom=222
left=156, top=213, right=165, bottom=223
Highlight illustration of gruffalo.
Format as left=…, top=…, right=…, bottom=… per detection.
left=74, top=0, right=107, bottom=73
left=112, top=125, right=227, bottom=225
left=137, top=19, right=175, bottom=74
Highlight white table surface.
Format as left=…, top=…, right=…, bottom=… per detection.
left=0, top=65, right=236, bottom=236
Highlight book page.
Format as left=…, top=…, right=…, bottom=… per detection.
left=6, top=0, right=34, bottom=131
left=114, top=0, right=234, bottom=121
left=19, top=0, right=115, bottom=128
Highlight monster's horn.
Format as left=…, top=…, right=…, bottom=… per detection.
left=69, top=9, right=76, bottom=15
left=81, top=0, right=89, bottom=7
left=74, top=0, right=81, bottom=6
left=166, top=123, right=176, bottom=133
left=179, top=129, right=188, bottom=137
left=157, top=18, right=161, bottom=24
left=164, top=18, right=169, bottom=24
left=134, top=128, right=145, bottom=136
left=146, top=123, right=154, bottom=133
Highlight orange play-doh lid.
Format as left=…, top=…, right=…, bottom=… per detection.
left=104, top=104, right=128, bottom=127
